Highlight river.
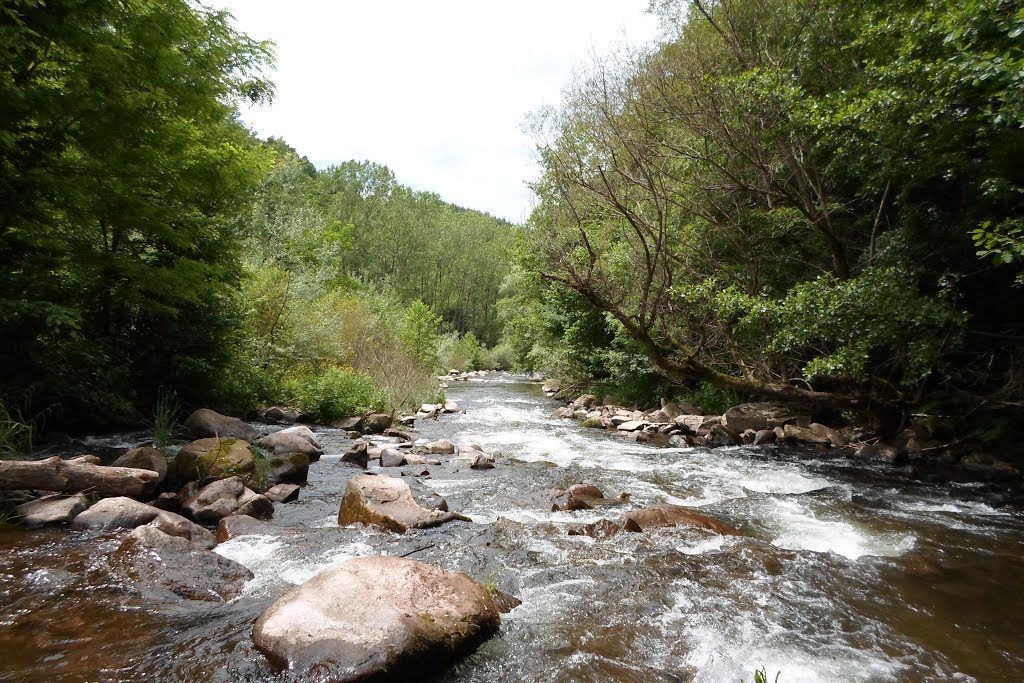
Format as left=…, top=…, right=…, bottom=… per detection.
left=1, top=374, right=1022, bottom=681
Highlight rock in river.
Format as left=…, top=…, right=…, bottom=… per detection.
left=622, top=504, right=741, bottom=536
left=111, top=446, right=168, bottom=485
left=175, top=437, right=258, bottom=487
left=16, top=494, right=89, bottom=528
left=72, top=496, right=215, bottom=548
left=182, top=408, right=258, bottom=441
left=112, top=525, right=252, bottom=602
left=252, top=556, right=500, bottom=681
left=338, top=474, right=469, bottom=533
left=258, top=426, right=323, bottom=459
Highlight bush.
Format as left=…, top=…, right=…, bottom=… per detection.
left=286, top=367, right=388, bottom=422
left=480, top=340, right=516, bottom=370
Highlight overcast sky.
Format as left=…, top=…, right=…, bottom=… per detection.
left=205, top=1, right=660, bottom=223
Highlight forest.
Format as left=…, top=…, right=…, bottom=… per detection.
left=2, top=0, right=1023, bottom=457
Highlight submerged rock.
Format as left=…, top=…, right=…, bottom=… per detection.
left=112, top=525, right=252, bottom=601
left=622, top=504, right=740, bottom=535
left=337, top=474, right=470, bottom=533
left=182, top=408, right=258, bottom=441
left=251, top=556, right=500, bottom=681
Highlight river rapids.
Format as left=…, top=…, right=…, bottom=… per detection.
left=1, top=374, right=1022, bottom=681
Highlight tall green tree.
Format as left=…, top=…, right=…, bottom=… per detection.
left=0, top=0, right=274, bottom=427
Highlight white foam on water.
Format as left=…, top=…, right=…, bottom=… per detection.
left=505, top=577, right=598, bottom=621
left=767, top=499, right=915, bottom=560
left=214, top=534, right=376, bottom=596
left=895, top=497, right=1008, bottom=517
left=687, top=642, right=906, bottom=683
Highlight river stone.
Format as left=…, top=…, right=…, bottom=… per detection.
left=258, top=427, right=322, bottom=459
left=616, top=420, right=645, bottom=432
left=705, top=424, right=742, bottom=448
left=265, top=483, right=300, bottom=504
left=112, top=525, right=252, bottom=602
left=216, top=514, right=267, bottom=543
left=262, top=406, right=300, bottom=424
left=182, top=476, right=273, bottom=523
left=263, top=452, right=311, bottom=485
left=363, top=413, right=391, bottom=434
left=251, top=556, right=500, bottom=681
left=182, top=408, right=258, bottom=441
left=111, top=447, right=168, bottom=484
left=383, top=427, right=411, bottom=441
left=722, top=402, right=811, bottom=433
left=622, top=504, right=741, bottom=536
left=442, top=401, right=462, bottom=414
left=380, top=448, right=407, bottom=468
left=72, top=496, right=214, bottom=547
left=783, top=423, right=832, bottom=445
left=469, top=453, right=495, bottom=470
left=753, top=429, right=777, bottom=445
left=16, top=494, right=89, bottom=527
left=341, top=441, right=369, bottom=469
left=332, top=416, right=364, bottom=432
left=338, top=474, right=470, bottom=533
left=175, top=437, right=257, bottom=487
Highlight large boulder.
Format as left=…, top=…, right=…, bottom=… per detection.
left=182, top=408, right=258, bottom=441
left=175, top=437, right=257, bottom=487
left=182, top=476, right=273, bottom=523
left=338, top=474, right=470, bottom=533
left=111, top=446, right=168, bottom=485
left=263, top=452, right=310, bottom=485
left=16, top=494, right=89, bottom=527
left=722, top=402, right=811, bottom=433
left=252, top=557, right=500, bottom=681
left=112, top=525, right=252, bottom=601
left=622, top=504, right=740, bottom=536
left=363, top=413, right=392, bottom=434
left=72, top=496, right=214, bottom=548
left=258, top=426, right=322, bottom=459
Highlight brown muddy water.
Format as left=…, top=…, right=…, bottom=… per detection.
left=1, top=374, right=1022, bottom=682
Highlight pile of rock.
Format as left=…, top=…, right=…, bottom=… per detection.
left=340, top=437, right=501, bottom=472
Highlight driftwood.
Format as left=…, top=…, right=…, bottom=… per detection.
left=0, top=456, right=159, bottom=497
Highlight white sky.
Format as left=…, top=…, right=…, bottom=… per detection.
left=205, top=1, right=660, bottom=223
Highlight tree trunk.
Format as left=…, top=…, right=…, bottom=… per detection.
left=0, top=457, right=159, bottom=497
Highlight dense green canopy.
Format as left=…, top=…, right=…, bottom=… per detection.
left=512, top=0, right=1024, bottom=437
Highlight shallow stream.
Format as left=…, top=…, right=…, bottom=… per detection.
left=2, top=374, right=1022, bottom=681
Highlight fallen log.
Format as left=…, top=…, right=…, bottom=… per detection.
left=0, top=456, right=159, bottom=498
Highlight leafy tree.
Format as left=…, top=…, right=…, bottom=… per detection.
left=0, top=0, right=274, bottom=428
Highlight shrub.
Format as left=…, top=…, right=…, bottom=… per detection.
left=0, top=402, right=32, bottom=460
left=286, top=367, right=388, bottom=422
left=677, top=381, right=743, bottom=416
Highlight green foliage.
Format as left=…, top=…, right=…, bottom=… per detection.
left=512, top=0, right=1024, bottom=432
left=677, top=382, right=743, bottom=417
left=751, top=667, right=780, bottom=683
left=0, top=402, right=32, bottom=460
left=152, top=389, right=181, bottom=451
left=400, top=300, right=443, bottom=369
left=0, top=0, right=274, bottom=429
left=286, top=368, right=388, bottom=422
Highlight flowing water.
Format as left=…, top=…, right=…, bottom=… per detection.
left=2, top=374, right=1023, bottom=682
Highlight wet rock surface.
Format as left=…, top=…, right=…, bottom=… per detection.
left=112, top=525, right=252, bottom=602
left=252, top=557, right=500, bottom=681
left=337, top=474, right=470, bottom=533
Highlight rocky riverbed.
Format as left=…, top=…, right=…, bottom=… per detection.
left=1, top=373, right=1023, bottom=681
